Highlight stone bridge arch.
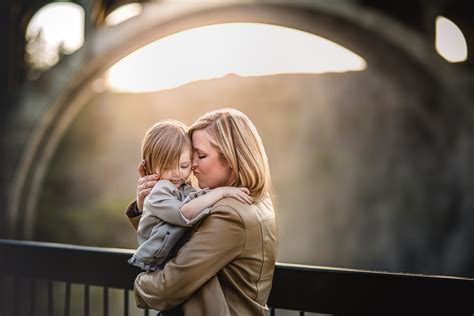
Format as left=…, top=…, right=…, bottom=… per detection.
left=2, top=1, right=467, bottom=239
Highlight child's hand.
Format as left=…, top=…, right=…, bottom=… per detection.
left=218, top=187, right=253, bottom=205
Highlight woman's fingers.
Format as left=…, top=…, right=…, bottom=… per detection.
left=136, top=167, right=159, bottom=211
left=138, top=188, right=153, bottom=199
left=138, top=175, right=159, bottom=187
left=137, top=160, right=147, bottom=177
left=137, top=174, right=157, bottom=185
left=142, top=180, right=158, bottom=190
left=138, top=182, right=155, bottom=194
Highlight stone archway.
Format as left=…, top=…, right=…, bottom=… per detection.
left=4, top=0, right=463, bottom=240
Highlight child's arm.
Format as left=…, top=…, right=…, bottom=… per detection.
left=180, top=187, right=252, bottom=220
left=143, top=180, right=191, bottom=228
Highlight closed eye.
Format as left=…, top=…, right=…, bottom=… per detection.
left=194, top=150, right=207, bottom=159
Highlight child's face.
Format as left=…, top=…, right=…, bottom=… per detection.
left=156, top=150, right=192, bottom=188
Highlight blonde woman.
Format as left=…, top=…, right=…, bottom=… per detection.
left=126, top=108, right=278, bottom=315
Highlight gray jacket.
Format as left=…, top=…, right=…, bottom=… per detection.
left=128, top=179, right=209, bottom=271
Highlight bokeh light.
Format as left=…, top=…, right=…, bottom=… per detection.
left=105, top=3, right=143, bottom=26
left=26, top=2, right=84, bottom=71
left=435, top=16, right=468, bottom=63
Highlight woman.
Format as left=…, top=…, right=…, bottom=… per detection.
left=126, top=108, right=278, bottom=315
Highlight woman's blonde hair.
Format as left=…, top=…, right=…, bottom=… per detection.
left=141, top=120, right=192, bottom=176
left=189, top=108, right=273, bottom=202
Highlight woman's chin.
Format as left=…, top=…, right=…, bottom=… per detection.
left=197, top=179, right=210, bottom=189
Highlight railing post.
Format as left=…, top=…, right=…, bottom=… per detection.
left=47, top=279, right=53, bottom=316
left=124, top=289, right=129, bottom=316
left=65, top=281, right=71, bottom=316
left=270, top=307, right=275, bottom=316
left=103, top=286, right=109, bottom=316
left=13, top=276, right=18, bottom=316
left=84, top=284, right=90, bottom=316
left=30, top=278, right=36, bottom=316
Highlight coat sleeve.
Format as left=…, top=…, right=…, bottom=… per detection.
left=144, top=180, right=190, bottom=227
left=125, top=201, right=141, bottom=231
left=133, top=204, right=245, bottom=311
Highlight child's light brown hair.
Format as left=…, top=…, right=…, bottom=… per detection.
left=141, top=120, right=192, bottom=176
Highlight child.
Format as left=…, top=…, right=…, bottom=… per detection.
left=128, top=120, right=252, bottom=272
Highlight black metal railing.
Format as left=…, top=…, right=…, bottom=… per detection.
left=1, top=239, right=473, bottom=315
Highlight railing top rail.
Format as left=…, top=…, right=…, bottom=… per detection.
left=1, top=239, right=473, bottom=314
left=1, top=239, right=473, bottom=281
left=274, top=261, right=474, bottom=281
left=2, top=239, right=473, bottom=280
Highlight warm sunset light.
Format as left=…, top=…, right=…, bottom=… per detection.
left=105, top=3, right=143, bottom=26
left=435, top=16, right=468, bottom=63
left=106, top=23, right=367, bottom=93
left=26, top=2, right=84, bottom=70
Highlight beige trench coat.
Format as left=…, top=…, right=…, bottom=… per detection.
left=127, top=197, right=277, bottom=315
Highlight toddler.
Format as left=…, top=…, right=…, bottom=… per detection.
left=128, top=120, right=252, bottom=271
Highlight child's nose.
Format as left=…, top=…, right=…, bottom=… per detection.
left=172, top=169, right=180, bottom=177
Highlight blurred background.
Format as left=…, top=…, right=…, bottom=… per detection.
left=1, top=0, right=473, bottom=285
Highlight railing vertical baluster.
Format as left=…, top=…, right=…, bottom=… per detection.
left=299, top=311, right=305, bottom=316
left=13, top=276, right=18, bottom=316
left=84, top=285, right=90, bottom=316
left=30, top=278, right=36, bottom=316
left=0, top=276, right=3, bottom=316
left=270, top=307, right=276, bottom=316
left=64, top=282, right=71, bottom=316
left=103, top=286, right=109, bottom=316
left=47, top=279, right=53, bottom=316
left=123, top=289, right=129, bottom=316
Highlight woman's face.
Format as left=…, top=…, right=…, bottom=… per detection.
left=192, top=129, right=235, bottom=189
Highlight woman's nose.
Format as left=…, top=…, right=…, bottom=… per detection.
left=192, top=154, right=199, bottom=169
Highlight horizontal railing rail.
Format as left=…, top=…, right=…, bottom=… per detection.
left=1, top=239, right=473, bottom=315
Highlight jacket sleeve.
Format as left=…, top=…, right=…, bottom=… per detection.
left=125, top=201, right=141, bottom=231
left=133, top=204, right=245, bottom=311
left=131, top=222, right=187, bottom=269
left=144, top=180, right=190, bottom=227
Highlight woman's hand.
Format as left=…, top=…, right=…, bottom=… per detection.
left=217, top=187, right=253, bottom=205
left=136, top=160, right=159, bottom=211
